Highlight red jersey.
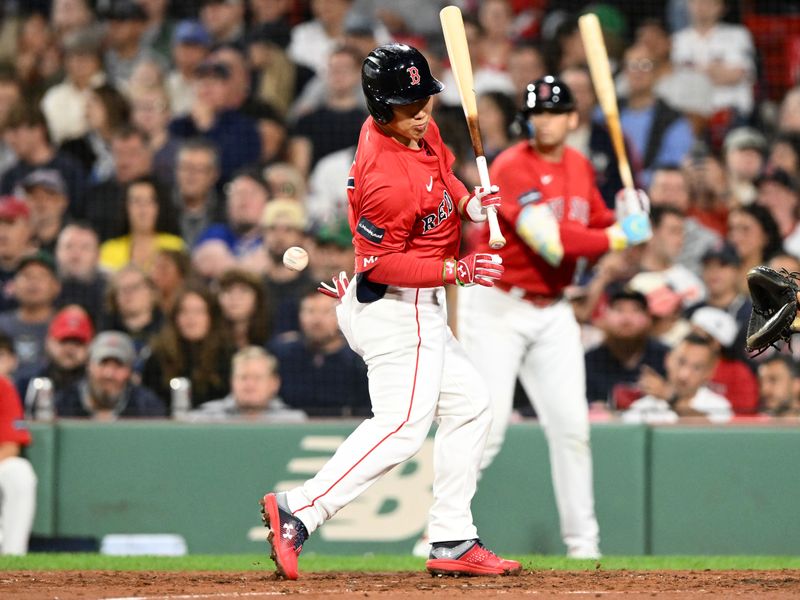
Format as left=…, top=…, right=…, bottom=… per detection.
left=347, top=118, right=468, bottom=277
left=471, top=141, right=615, bottom=296
left=0, top=376, right=31, bottom=446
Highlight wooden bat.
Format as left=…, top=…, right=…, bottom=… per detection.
left=440, top=5, right=506, bottom=249
left=578, top=13, right=636, bottom=195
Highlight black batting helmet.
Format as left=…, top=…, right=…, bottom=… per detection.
left=362, top=44, right=444, bottom=124
left=520, top=75, right=575, bottom=117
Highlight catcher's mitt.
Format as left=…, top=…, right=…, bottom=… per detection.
left=746, top=266, right=800, bottom=352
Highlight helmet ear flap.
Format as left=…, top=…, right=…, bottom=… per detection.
left=366, top=95, right=393, bottom=124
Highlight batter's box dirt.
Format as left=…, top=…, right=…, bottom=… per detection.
left=4, top=569, right=800, bottom=599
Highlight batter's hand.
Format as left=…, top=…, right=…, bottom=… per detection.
left=614, top=188, right=651, bottom=222
left=318, top=271, right=350, bottom=300
left=461, top=185, right=501, bottom=223
left=443, top=253, right=504, bottom=287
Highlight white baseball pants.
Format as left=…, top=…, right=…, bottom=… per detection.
left=286, top=283, right=492, bottom=543
left=0, top=456, right=37, bottom=555
left=458, top=285, right=600, bottom=555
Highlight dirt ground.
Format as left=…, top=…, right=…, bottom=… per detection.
left=4, top=569, right=800, bottom=600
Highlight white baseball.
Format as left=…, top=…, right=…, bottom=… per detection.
left=283, top=246, right=309, bottom=271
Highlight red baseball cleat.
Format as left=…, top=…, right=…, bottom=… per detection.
left=260, top=492, right=308, bottom=580
left=426, top=539, right=522, bottom=576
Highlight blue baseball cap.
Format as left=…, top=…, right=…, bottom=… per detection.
left=173, top=20, right=212, bottom=48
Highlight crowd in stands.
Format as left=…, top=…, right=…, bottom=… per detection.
left=0, top=0, right=799, bottom=430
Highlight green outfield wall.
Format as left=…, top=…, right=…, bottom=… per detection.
left=24, top=421, right=800, bottom=555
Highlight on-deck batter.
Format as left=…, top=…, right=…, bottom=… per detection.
left=260, top=43, right=520, bottom=580
left=459, top=76, right=652, bottom=559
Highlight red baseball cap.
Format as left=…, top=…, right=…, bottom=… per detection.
left=0, top=195, right=30, bottom=221
left=48, top=306, right=94, bottom=344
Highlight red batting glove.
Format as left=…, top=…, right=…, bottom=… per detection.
left=318, top=271, right=350, bottom=299
left=460, top=185, right=502, bottom=223
left=443, top=253, right=504, bottom=287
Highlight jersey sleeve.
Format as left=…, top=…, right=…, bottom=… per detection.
left=352, top=177, right=417, bottom=273
left=0, top=377, right=31, bottom=446
left=588, top=186, right=615, bottom=229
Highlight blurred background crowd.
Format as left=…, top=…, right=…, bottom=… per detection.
left=0, top=0, right=799, bottom=426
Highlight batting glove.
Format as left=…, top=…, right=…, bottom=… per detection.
left=614, top=188, right=650, bottom=222
left=443, top=253, right=504, bottom=287
left=605, top=212, right=652, bottom=251
left=516, top=203, right=564, bottom=267
left=460, top=184, right=502, bottom=223
left=318, top=271, right=350, bottom=300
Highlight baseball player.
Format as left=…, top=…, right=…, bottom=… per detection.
left=458, top=76, right=652, bottom=559
left=260, top=44, right=520, bottom=580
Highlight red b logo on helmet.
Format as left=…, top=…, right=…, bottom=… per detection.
left=407, top=66, right=421, bottom=85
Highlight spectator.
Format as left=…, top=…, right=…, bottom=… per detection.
left=151, top=249, right=191, bottom=316
left=191, top=239, right=237, bottom=283
left=623, top=333, right=733, bottom=423
left=190, top=346, right=306, bottom=422
left=671, top=0, right=755, bottom=118
left=305, top=146, right=355, bottom=225
left=60, top=83, right=131, bottom=182
left=40, top=30, right=106, bottom=145
left=727, top=204, right=783, bottom=292
left=261, top=199, right=315, bottom=334
left=194, top=168, right=269, bottom=264
left=507, top=43, right=547, bottom=103
left=53, top=330, right=166, bottom=419
left=209, top=45, right=253, bottom=113
left=638, top=205, right=706, bottom=307
left=585, top=287, right=670, bottom=406
left=99, top=176, right=184, bottom=274
left=288, top=46, right=367, bottom=176
left=218, top=268, right=272, bottom=349
left=690, top=306, right=758, bottom=414
left=172, top=139, right=223, bottom=247
left=20, top=169, right=70, bottom=254
left=169, top=60, right=260, bottom=183
left=287, top=0, right=352, bottom=75
left=0, top=69, right=22, bottom=180
left=55, top=222, right=106, bottom=319
left=142, top=285, right=233, bottom=408
left=270, top=290, right=370, bottom=417
left=15, top=13, right=61, bottom=98
left=251, top=104, right=290, bottom=168
left=51, top=0, right=96, bottom=44
left=138, top=0, right=175, bottom=62
left=723, top=127, right=766, bottom=206
left=562, top=66, right=625, bottom=207
left=648, top=164, right=721, bottom=275
left=620, top=43, right=695, bottom=186
left=308, top=219, right=354, bottom=284
left=0, top=375, right=36, bottom=555
left=248, top=0, right=292, bottom=31
left=477, top=91, right=517, bottom=165
left=1, top=103, right=86, bottom=211
left=0, top=251, right=60, bottom=386
left=81, top=126, right=168, bottom=242
left=130, top=84, right=180, bottom=186
left=263, top=162, right=306, bottom=201
left=754, top=168, right=800, bottom=257
left=477, top=0, right=515, bottom=70
left=166, top=21, right=212, bottom=117
left=0, top=197, right=35, bottom=312
left=683, top=148, right=730, bottom=237
left=0, top=332, right=16, bottom=379
left=691, top=242, right=751, bottom=350
left=758, top=355, right=800, bottom=417
left=22, top=304, right=93, bottom=401
left=628, top=271, right=691, bottom=348
left=767, top=133, right=800, bottom=180
left=200, top=0, right=246, bottom=47
left=777, top=87, right=800, bottom=134
left=102, top=1, right=154, bottom=89
left=101, top=266, right=162, bottom=362
left=767, top=251, right=800, bottom=277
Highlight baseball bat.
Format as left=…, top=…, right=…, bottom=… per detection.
left=578, top=13, right=636, bottom=196
left=440, top=5, right=506, bottom=249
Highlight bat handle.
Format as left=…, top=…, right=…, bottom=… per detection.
left=475, top=156, right=506, bottom=249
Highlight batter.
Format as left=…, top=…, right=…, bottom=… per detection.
left=459, top=76, right=652, bottom=559
left=260, top=44, right=519, bottom=580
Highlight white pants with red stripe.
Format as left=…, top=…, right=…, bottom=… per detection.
left=285, top=284, right=491, bottom=544
left=0, top=456, right=37, bottom=555
left=458, top=285, right=600, bottom=556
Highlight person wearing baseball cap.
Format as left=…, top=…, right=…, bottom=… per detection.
left=53, top=331, right=166, bottom=419
left=103, top=0, right=151, bottom=87
left=0, top=196, right=34, bottom=312
left=168, top=21, right=212, bottom=116
left=754, top=167, right=800, bottom=258
left=21, top=305, right=94, bottom=403
left=20, top=169, right=70, bottom=254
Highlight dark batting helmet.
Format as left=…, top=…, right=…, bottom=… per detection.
left=520, top=75, right=575, bottom=117
left=362, top=44, right=444, bottom=124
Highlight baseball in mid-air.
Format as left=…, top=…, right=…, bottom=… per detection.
left=283, top=246, right=309, bottom=271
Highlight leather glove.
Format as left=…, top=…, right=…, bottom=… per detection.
left=461, top=184, right=502, bottom=223
left=443, top=253, right=504, bottom=287
left=318, top=271, right=350, bottom=299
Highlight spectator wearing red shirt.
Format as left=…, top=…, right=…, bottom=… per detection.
left=0, top=375, right=37, bottom=555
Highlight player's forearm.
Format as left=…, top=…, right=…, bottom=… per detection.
left=559, top=224, right=611, bottom=260
left=365, top=253, right=448, bottom=287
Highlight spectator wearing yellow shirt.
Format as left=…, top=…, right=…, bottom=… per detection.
left=99, top=176, right=183, bottom=274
